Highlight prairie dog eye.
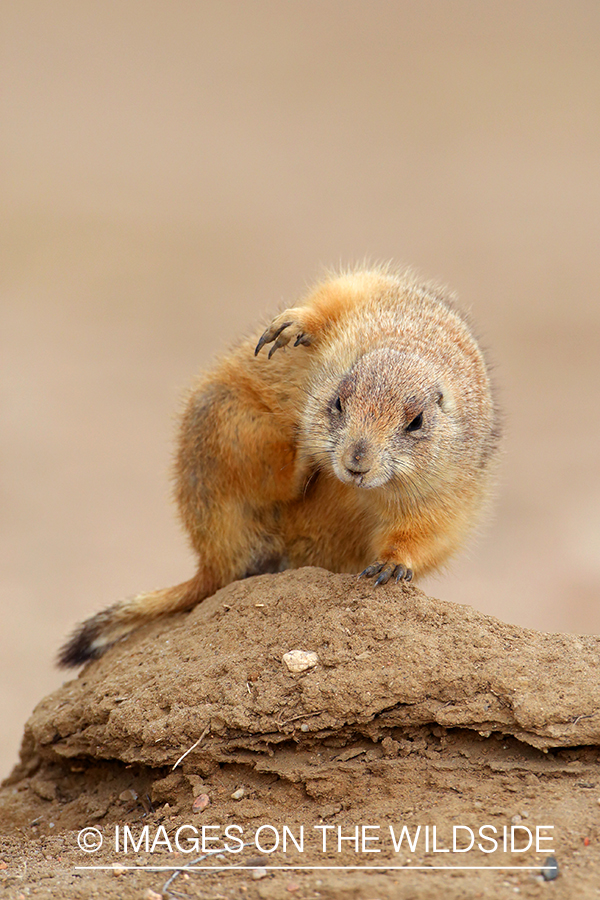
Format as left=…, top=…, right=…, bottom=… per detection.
left=334, top=396, right=343, bottom=413
left=406, top=412, right=423, bottom=432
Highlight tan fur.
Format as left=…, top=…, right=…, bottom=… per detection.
left=58, top=266, right=501, bottom=666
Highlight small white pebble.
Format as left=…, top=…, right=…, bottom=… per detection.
left=300, top=723, right=309, bottom=732
left=231, top=788, right=245, bottom=800
left=252, top=867, right=268, bottom=880
left=511, top=814, right=522, bottom=825
left=283, top=650, right=319, bottom=673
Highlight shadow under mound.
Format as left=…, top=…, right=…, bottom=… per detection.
left=3, top=568, right=600, bottom=897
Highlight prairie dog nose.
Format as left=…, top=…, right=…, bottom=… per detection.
left=343, top=439, right=372, bottom=475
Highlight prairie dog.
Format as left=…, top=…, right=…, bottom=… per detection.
left=59, top=266, right=501, bottom=667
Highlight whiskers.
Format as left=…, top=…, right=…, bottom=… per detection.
left=302, top=468, right=320, bottom=499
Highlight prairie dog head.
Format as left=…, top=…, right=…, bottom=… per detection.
left=301, top=348, right=458, bottom=494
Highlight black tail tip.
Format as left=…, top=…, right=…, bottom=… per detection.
left=57, top=622, right=103, bottom=669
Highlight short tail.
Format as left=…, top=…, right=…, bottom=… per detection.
left=57, top=576, right=208, bottom=668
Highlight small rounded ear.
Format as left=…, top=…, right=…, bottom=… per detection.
left=436, top=384, right=455, bottom=414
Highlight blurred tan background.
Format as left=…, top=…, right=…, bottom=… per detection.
left=2, top=0, right=600, bottom=777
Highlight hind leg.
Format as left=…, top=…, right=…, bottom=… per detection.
left=175, top=373, right=301, bottom=585
left=59, top=373, right=301, bottom=667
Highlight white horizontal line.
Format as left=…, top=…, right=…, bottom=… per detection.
left=75, top=865, right=548, bottom=871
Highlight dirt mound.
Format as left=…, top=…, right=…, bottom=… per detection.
left=2, top=569, right=599, bottom=898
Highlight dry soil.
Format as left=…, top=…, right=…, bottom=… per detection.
left=1, top=569, right=599, bottom=898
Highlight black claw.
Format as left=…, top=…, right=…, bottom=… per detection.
left=254, top=334, right=267, bottom=356
left=375, top=567, right=393, bottom=586
left=361, top=561, right=413, bottom=585
left=273, top=321, right=292, bottom=338
left=255, top=322, right=293, bottom=357
left=294, top=333, right=311, bottom=347
left=268, top=339, right=285, bottom=359
left=394, top=565, right=406, bottom=582
left=360, top=563, right=385, bottom=579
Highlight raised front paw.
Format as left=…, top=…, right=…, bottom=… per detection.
left=360, top=561, right=413, bottom=586
left=255, top=307, right=313, bottom=359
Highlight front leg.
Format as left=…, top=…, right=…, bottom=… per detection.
left=360, top=524, right=418, bottom=585
left=360, top=520, right=456, bottom=586
left=359, top=523, right=429, bottom=586
left=255, top=268, right=404, bottom=359
left=255, top=275, right=364, bottom=358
